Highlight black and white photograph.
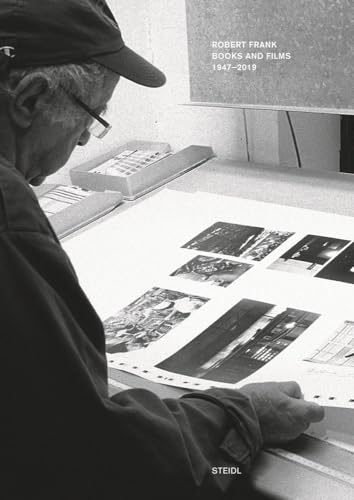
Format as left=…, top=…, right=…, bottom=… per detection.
left=170, top=255, right=252, bottom=287
left=182, top=222, right=294, bottom=261
left=3, top=0, right=354, bottom=497
left=304, top=321, right=354, bottom=367
left=268, top=235, right=350, bottom=276
left=316, top=242, right=354, bottom=284
left=158, top=299, right=320, bottom=383
left=104, top=287, right=208, bottom=353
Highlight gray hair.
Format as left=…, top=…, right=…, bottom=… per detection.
left=1, top=62, right=116, bottom=124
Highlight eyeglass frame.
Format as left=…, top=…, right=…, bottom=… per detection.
left=61, top=86, right=112, bottom=139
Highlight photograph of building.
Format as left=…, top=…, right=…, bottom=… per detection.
left=170, top=255, right=252, bottom=287
left=304, top=321, right=354, bottom=367
left=182, top=222, right=293, bottom=261
left=316, top=242, right=354, bottom=284
left=158, top=299, right=320, bottom=383
left=269, top=235, right=350, bottom=275
left=104, top=288, right=208, bottom=354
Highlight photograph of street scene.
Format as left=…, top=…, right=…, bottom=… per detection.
left=170, top=255, right=252, bottom=287
left=268, top=234, right=349, bottom=276
left=104, top=288, right=208, bottom=354
left=158, top=299, right=320, bottom=383
left=304, top=321, right=354, bottom=367
left=182, top=222, right=293, bottom=261
left=316, top=242, right=354, bottom=284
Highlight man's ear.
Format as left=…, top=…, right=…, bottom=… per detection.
left=9, top=73, right=52, bottom=129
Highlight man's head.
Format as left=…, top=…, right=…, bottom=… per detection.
left=1, top=62, right=119, bottom=185
left=0, top=0, right=166, bottom=185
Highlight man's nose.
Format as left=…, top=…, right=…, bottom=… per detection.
left=78, top=129, right=91, bottom=147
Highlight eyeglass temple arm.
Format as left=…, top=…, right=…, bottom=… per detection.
left=69, top=92, right=110, bottom=128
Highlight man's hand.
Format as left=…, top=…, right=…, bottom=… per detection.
left=240, top=381, right=325, bottom=445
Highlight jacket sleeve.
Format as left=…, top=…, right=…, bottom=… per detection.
left=109, top=387, right=263, bottom=498
left=0, top=229, right=263, bottom=500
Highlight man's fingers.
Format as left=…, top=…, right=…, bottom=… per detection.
left=292, top=399, right=325, bottom=424
left=278, top=381, right=303, bottom=399
left=304, top=402, right=325, bottom=422
left=279, top=383, right=325, bottom=422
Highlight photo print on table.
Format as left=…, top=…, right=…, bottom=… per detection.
left=182, top=222, right=293, bottom=261
left=104, top=287, right=209, bottom=354
left=268, top=235, right=350, bottom=276
left=316, top=242, right=354, bottom=284
left=157, top=299, right=320, bottom=384
left=170, top=255, right=252, bottom=287
left=304, top=321, right=354, bottom=367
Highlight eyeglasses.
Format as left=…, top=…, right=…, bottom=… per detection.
left=67, top=91, right=112, bottom=139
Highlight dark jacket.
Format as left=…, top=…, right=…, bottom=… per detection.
left=0, top=159, right=262, bottom=500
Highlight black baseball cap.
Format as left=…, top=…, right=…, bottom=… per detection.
left=0, top=0, right=166, bottom=87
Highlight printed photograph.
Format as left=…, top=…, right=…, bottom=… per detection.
left=304, top=321, right=354, bottom=367
left=268, top=235, right=350, bottom=275
left=158, top=299, right=320, bottom=383
left=316, top=242, right=354, bottom=284
left=182, top=222, right=293, bottom=261
left=170, top=255, right=252, bottom=287
left=104, top=288, right=208, bottom=354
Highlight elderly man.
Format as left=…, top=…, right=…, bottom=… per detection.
left=0, top=1, right=324, bottom=499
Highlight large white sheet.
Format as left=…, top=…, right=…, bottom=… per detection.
left=63, top=189, right=354, bottom=408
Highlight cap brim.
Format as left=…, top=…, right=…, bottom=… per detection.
left=91, top=46, right=166, bottom=88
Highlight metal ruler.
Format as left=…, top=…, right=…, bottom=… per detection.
left=267, top=447, right=354, bottom=488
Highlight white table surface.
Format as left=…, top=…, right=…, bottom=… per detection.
left=86, top=158, right=354, bottom=500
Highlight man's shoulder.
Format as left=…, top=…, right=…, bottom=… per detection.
left=0, top=162, right=52, bottom=235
